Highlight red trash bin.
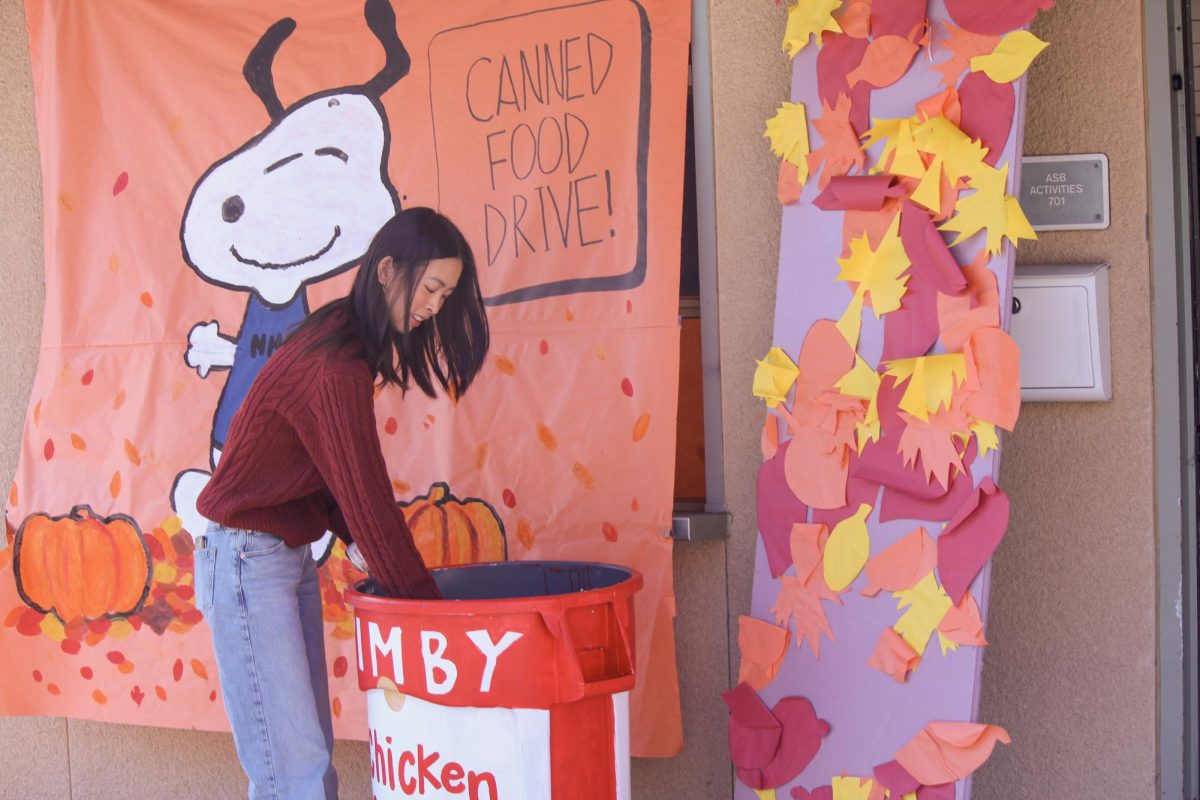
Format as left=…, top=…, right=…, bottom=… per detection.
left=346, top=560, right=643, bottom=800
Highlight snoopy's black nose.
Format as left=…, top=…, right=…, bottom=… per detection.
left=221, top=195, right=245, bottom=223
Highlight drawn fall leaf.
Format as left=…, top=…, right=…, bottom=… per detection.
left=932, top=23, right=1001, bottom=89
left=572, top=462, right=596, bottom=489
left=516, top=518, right=535, bottom=550
left=536, top=423, right=558, bottom=451
left=764, top=102, right=811, bottom=185
left=807, top=94, right=866, bottom=187
left=783, top=0, right=843, bottom=58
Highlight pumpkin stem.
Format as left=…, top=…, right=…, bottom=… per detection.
left=70, top=504, right=96, bottom=521
left=429, top=483, right=449, bottom=504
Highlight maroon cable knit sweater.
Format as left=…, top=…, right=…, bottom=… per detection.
left=196, top=310, right=440, bottom=599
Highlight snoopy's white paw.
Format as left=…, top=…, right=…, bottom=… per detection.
left=311, top=530, right=335, bottom=566
left=171, top=469, right=212, bottom=539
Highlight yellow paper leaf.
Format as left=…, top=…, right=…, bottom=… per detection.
left=1005, top=195, right=1038, bottom=245
left=912, top=116, right=989, bottom=184
left=938, top=630, right=960, bottom=656
left=836, top=355, right=879, bottom=399
left=754, top=790, right=778, bottom=800
left=783, top=0, right=843, bottom=58
left=836, top=215, right=911, bottom=317
left=836, top=356, right=882, bottom=452
left=836, top=290, right=865, bottom=350
left=884, top=354, right=968, bottom=421
left=971, top=420, right=999, bottom=455
left=765, top=102, right=811, bottom=184
left=865, top=118, right=925, bottom=178
left=893, top=572, right=953, bottom=656
left=823, top=503, right=872, bottom=592
left=939, top=163, right=1034, bottom=255
left=970, top=30, right=1049, bottom=84
left=831, top=776, right=876, bottom=800
left=911, top=155, right=944, bottom=213
left=753, top=347, right=801, bottom=408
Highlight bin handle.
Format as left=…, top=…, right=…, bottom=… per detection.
left=536, top=600, right=635, bottom=695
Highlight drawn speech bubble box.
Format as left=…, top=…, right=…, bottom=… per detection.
left=427, top=0, right=650, bottom=306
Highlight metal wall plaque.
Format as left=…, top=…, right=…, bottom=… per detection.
left=1019, top=154, right=1110, bottom=231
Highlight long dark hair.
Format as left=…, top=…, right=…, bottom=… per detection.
left=296, top=208, right=490, bottom=398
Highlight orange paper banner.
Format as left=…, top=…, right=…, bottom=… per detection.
left=3, top=0, right=689, bottom=756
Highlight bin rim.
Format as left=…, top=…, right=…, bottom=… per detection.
left=344, top=559, right=644, bottom=615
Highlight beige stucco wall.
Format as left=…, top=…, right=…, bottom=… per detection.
left=0, top=0, right=1165, bottom=798
left=974, top=2, right=1159, bottom=797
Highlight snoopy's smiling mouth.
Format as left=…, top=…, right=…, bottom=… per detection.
left=230, top=225, right=341, bottom=270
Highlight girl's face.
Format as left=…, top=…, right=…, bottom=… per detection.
left=378, top=256, right=463, bottom=332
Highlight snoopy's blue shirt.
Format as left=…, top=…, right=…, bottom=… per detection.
left=212, top=293, right=308, bottom=449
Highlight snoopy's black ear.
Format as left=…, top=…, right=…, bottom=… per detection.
left=243, top=17, right=297, bottom=120
left=360, top=0, right=411, bottom=97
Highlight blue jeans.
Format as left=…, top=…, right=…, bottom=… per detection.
left=194, top=522, right=338, bottom=799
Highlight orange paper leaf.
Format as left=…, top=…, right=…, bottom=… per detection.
left=807, top=94, right=867, bottom=188
left=938, top=591, right=988, bottom=648
left=915, top=88, right=962, bottom=127
left=937, top=251, right=999, bottom=351
left=895, top=722, right=1011, bottom=785
left=960, top=327, right=1021, bottom=431
left=737, top=615, right=791, bottom=690
left=932, top=23, right=1001, bottom=89
left=896, top=406, right=972, bottom=491
left=861, top=527, right=937, bottom=596
left=834, top=0, right=872, bottom=38
left=778, top=159, right=802, bottom=205
left=790, top=523, right=831, bottom=587
left=867, top=628, right=920, bottom=682
left=847, top=35, right=921, bottom=89
left=771, top=575, right=838, bottom=659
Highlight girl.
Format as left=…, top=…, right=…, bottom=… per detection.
left=193, top=208, right=490, bottom=799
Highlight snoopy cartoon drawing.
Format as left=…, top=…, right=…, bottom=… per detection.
left=172, top=0, right=407, bottom=562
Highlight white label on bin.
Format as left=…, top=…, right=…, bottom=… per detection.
left=367, top=690, right=551, bottom=799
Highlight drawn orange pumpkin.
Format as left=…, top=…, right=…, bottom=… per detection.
left=13, top=505, right=151, bottom=623
left=399, top=483, right=506, bottom=567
